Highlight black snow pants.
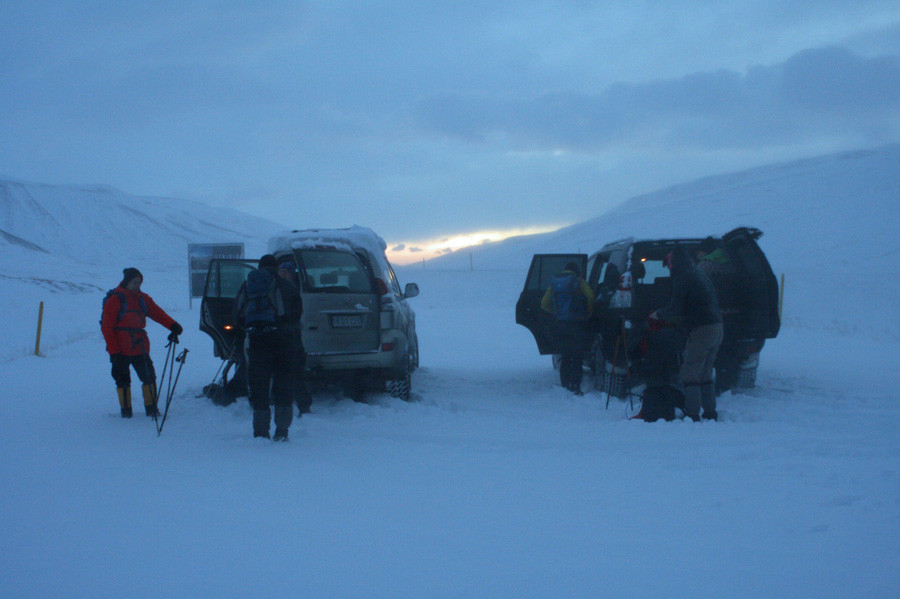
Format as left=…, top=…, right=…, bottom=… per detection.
left=111, top=354, right=156, bottom=388
left=555, top=320, right=589, bottom=393
left=246, top=327, right=296, bottom=436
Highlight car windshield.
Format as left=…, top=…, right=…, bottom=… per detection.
left=296, top=249, right=372, bottom=294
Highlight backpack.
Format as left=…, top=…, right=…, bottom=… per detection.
left=550, top=272, right=587, bottom=321
left=100, top=289, right=147, bottom=327
left=242, top=269, right=279, bottom=327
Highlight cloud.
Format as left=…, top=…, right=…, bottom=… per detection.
left=409, top=247, right=423, bottom=253
left=391, top=243, right=406, bottom=252
left=414, top=46, right=900, bottom=151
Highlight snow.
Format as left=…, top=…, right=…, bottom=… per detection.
left=1, top=146, right=899, bottom=597
left=268, top=226, right=393, bottom=277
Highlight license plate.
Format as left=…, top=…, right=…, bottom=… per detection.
left=331, top=314, right=363, bottom=328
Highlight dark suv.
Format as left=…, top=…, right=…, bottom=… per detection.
left=516, top=227, right=780, bottom=397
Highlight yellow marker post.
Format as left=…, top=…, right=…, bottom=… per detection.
left=35, top=301, right=44, bottom=356
left=779, top=274, right=785, bottom=320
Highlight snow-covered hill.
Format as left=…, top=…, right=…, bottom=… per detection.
left=428, top=144, right=900, bottom=272
left=0, top=179, right=281, bottom=279
left=421, top=144, right=900, bottom=340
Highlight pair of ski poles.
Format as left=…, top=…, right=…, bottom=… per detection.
left=153, top=336, right=189, bottom=437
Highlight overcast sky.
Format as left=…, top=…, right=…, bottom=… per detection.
left=2, top=1, right=899, bottom=260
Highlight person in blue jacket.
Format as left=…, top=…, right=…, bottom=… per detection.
left=541, top=262, right=595, bottom=395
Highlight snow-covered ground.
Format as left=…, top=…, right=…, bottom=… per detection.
left=1, top=147, right=899, bottom=597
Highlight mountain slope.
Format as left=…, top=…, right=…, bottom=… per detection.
left=415, top=144, right=900, bottom=340
left=427, top=144, right=900, bottom=272
left=0, top=180, right=282, bottom=278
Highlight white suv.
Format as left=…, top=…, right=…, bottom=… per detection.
left=201, top=227, right=419, bottom=400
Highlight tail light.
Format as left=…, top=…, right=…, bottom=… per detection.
left=375, top=278, right=389, bottom=296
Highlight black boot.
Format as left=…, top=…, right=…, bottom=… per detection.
left=252, top=409, right=271, bottom=438
left=701, top=381, right=717, bottom=421
left=683, top=383, right=702, bottom=421
left=273, top=405, right=292, bottom=441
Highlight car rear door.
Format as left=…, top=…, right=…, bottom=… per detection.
left=295, top=248, right=380, bottom=355
left=200, top=259, right=258, bottom=358
left=516, top=253, right=587, bottom=355
left=722, top=227, right=781, bottom=339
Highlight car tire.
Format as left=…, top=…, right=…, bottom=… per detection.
left=387, top=346, right=414, bottom=401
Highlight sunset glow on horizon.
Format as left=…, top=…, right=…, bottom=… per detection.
left=386, top=224, right=566, bottom=265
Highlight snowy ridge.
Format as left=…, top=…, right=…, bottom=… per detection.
left=0, top=179, right=282, bottom=275
left=427, top=144, right=900, bottom=272
left=415, top=143, right=900, bottom=341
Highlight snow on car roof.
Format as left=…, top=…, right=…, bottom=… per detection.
left=267, top=226, right=391, bottom=274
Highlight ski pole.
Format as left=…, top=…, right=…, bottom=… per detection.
left=157, top=348, right=188, bottom=436
left=606, top=328, right=621, bottom=409
left=153, top=338, right=177, bottom=429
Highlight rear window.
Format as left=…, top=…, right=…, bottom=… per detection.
left=634, top=257, right=669, bottom=284
left=296, top=249, right=372, bottom=294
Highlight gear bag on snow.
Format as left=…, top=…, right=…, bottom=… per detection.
left=242, top=269, right=281, bottom=328
left=550, top=272, right=587, bottom=321
left=100, top=289, right=147, bottom=326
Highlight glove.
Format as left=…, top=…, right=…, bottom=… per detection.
left=167, top=331, right=180, bottom=343
left=169, top=322, right=183, bottom=336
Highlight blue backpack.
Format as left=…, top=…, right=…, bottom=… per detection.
left=550, top=272, right=587, bottom=321
left=243, top=269, right=278, bottom=327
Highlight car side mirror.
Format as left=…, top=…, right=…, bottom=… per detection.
left=404, top=283, right=420, bottom=299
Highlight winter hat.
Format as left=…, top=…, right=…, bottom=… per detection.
left=120, top=267, right=143, bottom=287
left=258, top=254, right=277, bottom=270
left=277, top=258, right=296, bottom=271
left=666, top=246, right=691, bottom=273
left=565, top=261, right=580, bottom=276
left=698, top=236, right=717, bottom=255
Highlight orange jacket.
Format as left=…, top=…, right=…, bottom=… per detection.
left=101, top=287, right=176, bottom=356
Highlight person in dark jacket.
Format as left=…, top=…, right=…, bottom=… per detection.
left=233, top=254, right=303, bottom=440
left=101, top=267, right=182, bottom=418
left=541, top=261, right=595, bottom=395
left=651, top=246, right=723, bottom=420
left=276, top=257, right=312, bottom=417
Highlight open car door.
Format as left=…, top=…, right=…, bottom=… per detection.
left=200, top=259, right=258, bottom=359
left=516, top=253, right=587, bottom=355
left=722, top=227, right=780, bottom=339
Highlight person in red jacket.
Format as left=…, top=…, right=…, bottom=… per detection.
left=101, top=268, right=183, bottom=417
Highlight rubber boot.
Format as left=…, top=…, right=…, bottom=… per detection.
left=118, top=387, right=133, bottom=418
left=296, top=380, right=312, bottom=416
left=142, top=383, right=160, bottom=417
left=273, top=405, right=293, bottom=442
left=252, top=409, right=271, bottom=438
left=683, top=383, right=701, bottom=421
left=701, top=381, right=718, bottom=421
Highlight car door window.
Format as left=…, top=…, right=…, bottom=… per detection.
left=204, top=261, right=255, bottom=298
